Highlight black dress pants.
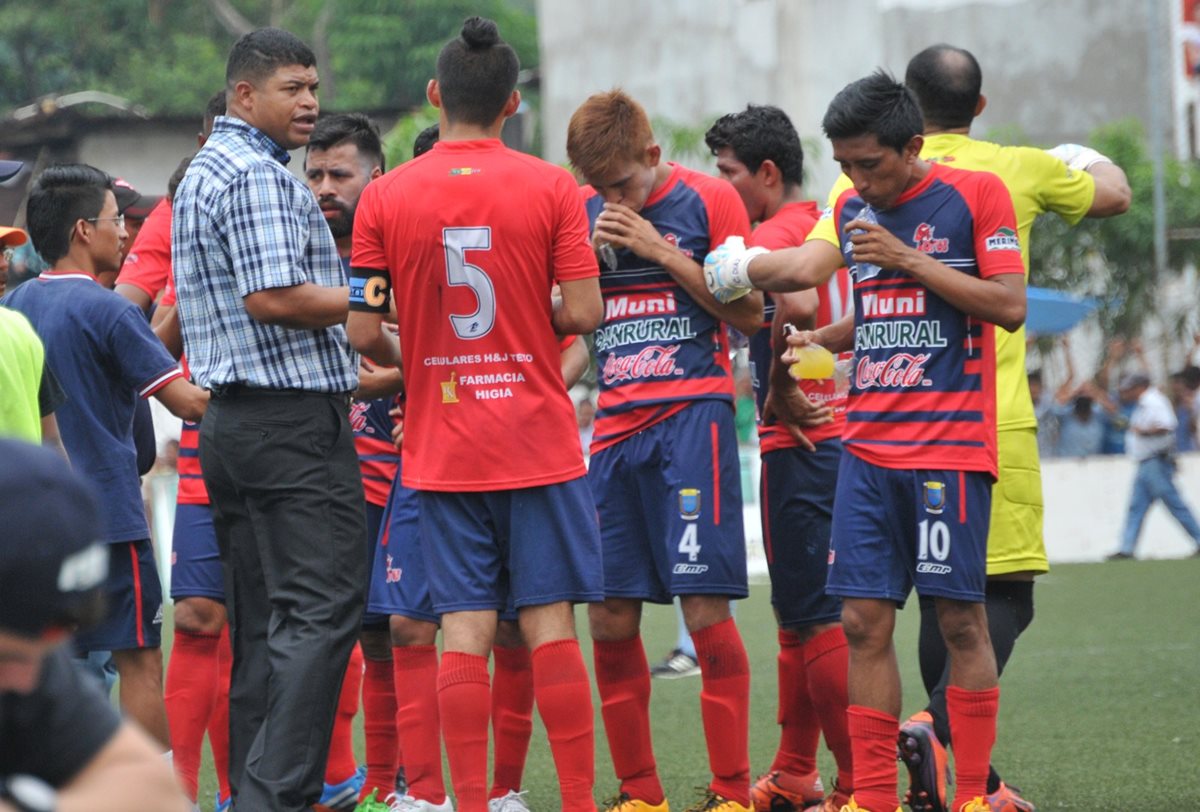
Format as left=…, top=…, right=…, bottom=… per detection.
left=201, top=389, right=366, bottom=812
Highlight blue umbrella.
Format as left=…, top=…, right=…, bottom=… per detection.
left=1025, top=286, right=1099, bottom=335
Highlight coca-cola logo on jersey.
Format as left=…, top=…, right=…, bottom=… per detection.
left=855, top=353, right=933, bottom=388
left=602, top=345, right=684, bottom=384
left=348, top=400, right=369, bottom=432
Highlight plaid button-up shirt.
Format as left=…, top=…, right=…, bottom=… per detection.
left=173, top=116, right=357, bottom=393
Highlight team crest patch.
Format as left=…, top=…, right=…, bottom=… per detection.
left=923, top=480, right=946, bottom=514
left=985, top=226, right=1020, bottom=252
left=441, top=372, right=459, bottom=404
left=913, top=223, right=949, bottom=254
left=678, top=488, right=701, bottom=520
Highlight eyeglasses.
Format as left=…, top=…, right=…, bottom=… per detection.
left=86, top=214, right=125, bottom=229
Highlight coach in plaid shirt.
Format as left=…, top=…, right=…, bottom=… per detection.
left=172, top=28, right=366, bottom=812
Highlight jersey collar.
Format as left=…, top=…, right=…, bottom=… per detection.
left=39, top=269, right=98, bottom=283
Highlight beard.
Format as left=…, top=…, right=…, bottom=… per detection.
left=322, top=201, right=354, bottom=239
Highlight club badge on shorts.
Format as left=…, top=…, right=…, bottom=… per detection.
left=923, top=480, right=946, bottom=515
left=678, top=488, right=701, bottom=521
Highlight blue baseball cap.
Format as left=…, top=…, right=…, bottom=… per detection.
left=0, top=440, right=109, bottom=639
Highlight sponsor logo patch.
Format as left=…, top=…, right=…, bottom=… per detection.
left=985, top=226, right=1020, bottom=252
left=913, top=223, right=950, bottom=254
left=440, top=372, right=459, bottom=404
left=916, top=562, right=952, bottom=575
left=672, top=563, right=709, bottom=575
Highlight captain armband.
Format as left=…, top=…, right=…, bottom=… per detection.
left=349, top=267, right=391, bottom=313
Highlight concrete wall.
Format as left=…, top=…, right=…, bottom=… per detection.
left=538, top=0, right=1169, bottom=198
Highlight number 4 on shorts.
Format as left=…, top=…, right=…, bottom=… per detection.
left=678, top=524, right=701, bottom=562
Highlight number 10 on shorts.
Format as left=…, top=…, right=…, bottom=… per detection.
left=918, top=519, right=950, bottom=562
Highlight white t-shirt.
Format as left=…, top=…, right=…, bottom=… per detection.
left=1126, top=387, right=1177, bottom=461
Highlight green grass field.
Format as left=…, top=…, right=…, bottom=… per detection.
left=188, top=558, right=1200, bottom=810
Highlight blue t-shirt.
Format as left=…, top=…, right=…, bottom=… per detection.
left=2, top=272, right=182, bottom=543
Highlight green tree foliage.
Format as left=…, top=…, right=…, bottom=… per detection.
left=0, top=0, right=537, bottom=116
left=1029, top=119, right=1200, bottom=340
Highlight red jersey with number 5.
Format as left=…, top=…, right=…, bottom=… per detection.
left=352, top=139, right=598, bottom=491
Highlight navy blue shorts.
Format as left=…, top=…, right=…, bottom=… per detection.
left=418, top=476, right=604, bottom=614
left=360, top=500, right=390, bottom=628
left=367, top=478, right=440, bottom=623
left=170, top=503, right=224, bottom=602
left=760, top=440, right=844, bottom=627
left=828, top=454, right=992, bottom=604
left=75, top=540, right=163, bottom=651
left=588, top=401, right=747, bottom=604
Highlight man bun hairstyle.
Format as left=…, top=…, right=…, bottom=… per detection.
left=905, top=44, right=982, bottom=130
left=308, top=113, right=386, bottom=172
left=821, top=69, right=924, bottom=153
left=226, top=27, right=316, bottom=89
left=25, top=164, right=114, bottom=265
left=435, top=17, right=519, bottom=127
left=705, top=105, right=804, bottom=187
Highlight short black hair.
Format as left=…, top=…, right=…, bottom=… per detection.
left=26, top=164, right=113, bottom=265
left=307, top=113, right=386, bottom=172
left=905, top=44, right=982, bottom=130
left=435, top=17, right=519, bottom=127
left=413, top=124, right=440, bottom=158
left=226, top=27, right=316, bottom=88
left=167, top=154, right=195, bottom=202
left=821, top=70, right=924, bottom=152
left=202, top=89, right=226, bottom=132
left=705, top=105, right=804, bottom=187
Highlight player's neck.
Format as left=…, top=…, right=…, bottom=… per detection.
left=439, top=116, right=505, bottom=143
left=764, top=184, right=805, bottom=220
left=336, top=236, right=352, bottom=259
left=924, top=125, right=971, bottom=136
left=53, top=252, right=98, bottom=280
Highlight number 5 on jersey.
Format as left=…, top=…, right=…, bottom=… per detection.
left=443, top=226, right=496, bottom=340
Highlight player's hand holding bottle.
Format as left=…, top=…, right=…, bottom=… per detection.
left=703, top=235, right=767, bottom=303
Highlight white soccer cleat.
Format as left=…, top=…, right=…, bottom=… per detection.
left=387, top=794, right=456, bottom=812
left=488, top=790, right=532, bottom=812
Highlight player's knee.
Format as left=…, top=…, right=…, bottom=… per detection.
left=495, top=618, right=525, bottom=649
left=389, top=615, right=438, bottom=647
left=935, top=600, right=990, bottom=654
left=113, top=647, right=164, bottom=685
left=587, top=598, right=641, bottom=641
left=173, top=596, right=226, bottom=635
left=360, top=627, right=392, bottom=661
left=840, top=601, right=893, bottom=650
left=680, top=594, right=732, bottom=633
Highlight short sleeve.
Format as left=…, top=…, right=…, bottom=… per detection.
left=1026, top=147, right=1096, bottom=226
left=0, top=648, right=121, bottom=785
left=807, top=185, right=855, bottom=250
left=225, top=163, right=311, bottom=296
left=351, top=180, right=389, bottom=272
left=552, top=171, right=600, bottom=283
left=107, top=305, right=184, bottom=397
left=38, top=362, right=66, bottom=417
left=968, top=173, right=1026, bottom=279
left=115, top=201, right=173, bottom=298
left=699, top=179, right=751, bottom=251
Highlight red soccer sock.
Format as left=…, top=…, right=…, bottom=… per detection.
left=770, top=629, right=820, bottom=777
left=438, top=651, right=491, bottom=812
left=804, top=627, right=853, bottom=791
left=361, top=653, right=399, bottom=801
left=531, top=639, right=595, bottom=812
left=946, top=685, right=999, bottom=807
left=490, top=644, right=534, bottom=798
left=326, top=643, right=364, bottom=785
left=592, top=636, right=663, bottom=805
left=846, top=705, right=899, bottom=812
left=394, top=645, right=447, bottom=804
left=691, top=618, right=751, bottom=807
left=208, top=626, right=233, bottom=803
left=165, top=629, right=220, bottom=800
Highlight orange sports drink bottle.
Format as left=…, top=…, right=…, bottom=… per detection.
left=784, top=324, right=834, bottom=380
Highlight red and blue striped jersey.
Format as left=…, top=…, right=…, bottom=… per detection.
left=747, top=201, right=852, bottom=453
left=351, top=392, right=402, bottom=507
left=585, top=164, right=751, bottom=453
left=807, top=162, right=1023, bottom=476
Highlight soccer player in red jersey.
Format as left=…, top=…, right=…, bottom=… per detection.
left=705, top=105, right=854, bottom=812
left=347, top=17, right=604, bottom=812
left=565, top=90, right=763, bottom=812
left=705, top=72, right=1026, bottom=812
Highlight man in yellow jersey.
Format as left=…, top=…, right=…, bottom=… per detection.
left=893, top=45, right=1131, bottom=812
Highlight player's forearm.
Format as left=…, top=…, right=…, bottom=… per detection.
left=348, top=315, right=402, bottom=369
left=243, top=283, right=350, bottom=329
left=812, top=311, right=855, bottom=355
left=901, top=254, right=1026, bottom=332
left=769, top=293, right=817, bottom=388
left=747, top=245, right=836, bottom=293
left=1087, top=162, right=1132, bottom=217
